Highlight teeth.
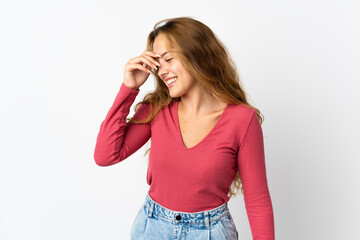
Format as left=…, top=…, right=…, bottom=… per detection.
left=166, top=77, right=177, bottom=85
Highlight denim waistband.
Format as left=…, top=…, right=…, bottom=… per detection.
left=143, top=192, right=230, bottom=227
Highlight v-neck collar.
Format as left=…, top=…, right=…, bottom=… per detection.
left=175, top=100, right=229, bottom=151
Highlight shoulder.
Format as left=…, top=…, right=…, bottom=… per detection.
left=227, top=103, right=257, bottom=123
left=133, top=102, right=152, bottom=121
left=225, top=103, right=258, bottom=145
left=135, top=100, right=175, bottom=122
left=135, top=102, right=151, bottom=112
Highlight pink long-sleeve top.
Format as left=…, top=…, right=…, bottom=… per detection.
left=94, top=82, right=275, bottom=239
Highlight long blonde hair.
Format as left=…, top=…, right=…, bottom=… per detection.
left=127, top=16, right=264, bottom=198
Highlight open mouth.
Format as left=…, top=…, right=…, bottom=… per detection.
left=166, top=77, right=177, bottom=88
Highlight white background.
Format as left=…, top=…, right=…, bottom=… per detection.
left=1, top=0, right=359, bottom=239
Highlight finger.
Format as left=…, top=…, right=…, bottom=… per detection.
left=143, top=50, right=162, bottom=59
left=142, top=54, right=161, bottom=67
left=140, top=56, right=159, bottom=71
left=127, top=63, right=151, bottom=74
left=129, top=56, right=158, bottom=70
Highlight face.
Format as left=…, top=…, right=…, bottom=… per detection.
left=152, top=34, right=198, bottom=98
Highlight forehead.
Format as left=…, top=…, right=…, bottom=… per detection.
left=153, top=34, right=170, bottom=53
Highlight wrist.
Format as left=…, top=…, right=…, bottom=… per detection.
left=123, top=81, right=139, bottom=90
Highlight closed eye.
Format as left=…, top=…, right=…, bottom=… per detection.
left=166, top=58, right=173, bottom=62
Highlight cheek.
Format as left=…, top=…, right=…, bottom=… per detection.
left=172, top=60, right=186, bottom=71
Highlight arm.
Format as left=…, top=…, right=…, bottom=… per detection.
left=237, top=111, right=275, bottom=240
left=93, top=82, right=151, bottom=166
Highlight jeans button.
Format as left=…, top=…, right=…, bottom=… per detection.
left=175, top=215, right=181, bottom=220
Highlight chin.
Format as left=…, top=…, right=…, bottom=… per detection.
left=169, top=89, right=182, bottom=98
left=169, top=92, right=180, bottom=98
left=167, top=82, right=180, bottom=96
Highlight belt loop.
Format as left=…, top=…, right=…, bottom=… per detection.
left=204, top=211, right=210, bottom=229
left=148, top=201, right=155, bottom=218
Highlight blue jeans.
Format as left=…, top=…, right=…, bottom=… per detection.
left=130, top=192, right=238, bottom=239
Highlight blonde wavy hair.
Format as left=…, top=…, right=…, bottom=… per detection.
left=126, top=16, right=264, bottom=198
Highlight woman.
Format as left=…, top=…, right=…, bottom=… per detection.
left=94, top=17, right=275, bottom=239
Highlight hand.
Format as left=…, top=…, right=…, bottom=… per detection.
left=123, top=50, right=161, bottom=90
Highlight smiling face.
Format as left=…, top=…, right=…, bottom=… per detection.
left=153, top=34, right=198, bottom=98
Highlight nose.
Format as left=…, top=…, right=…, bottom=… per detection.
left=157, top=63, right=168, bottom=79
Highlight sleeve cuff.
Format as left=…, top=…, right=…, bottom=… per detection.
left=121, top=82, right=140, bottom=93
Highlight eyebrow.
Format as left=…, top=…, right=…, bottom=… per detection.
left=160, top=51, right=168, bottom=57
left=155, top=51, right=168, bottom=63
